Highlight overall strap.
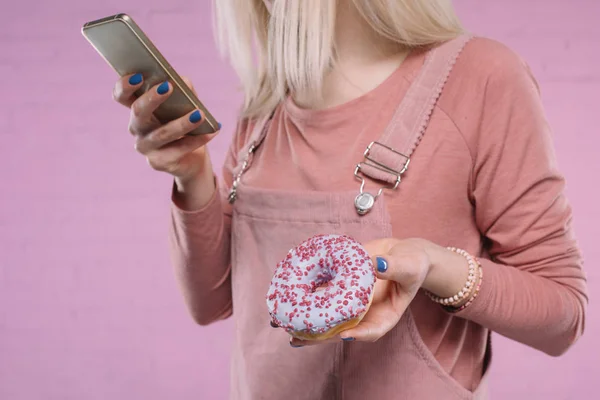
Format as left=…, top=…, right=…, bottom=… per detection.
left=357, top=34, right=473, bottom=186
left=232, top=111, right=274, bottom=178
left=228, top=111, right=274, bottom=203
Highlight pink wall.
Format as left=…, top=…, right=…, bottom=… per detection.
left=0, top=1, right=598, bottom=398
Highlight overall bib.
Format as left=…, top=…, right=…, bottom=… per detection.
left=227, top=35, right=489, bottom=400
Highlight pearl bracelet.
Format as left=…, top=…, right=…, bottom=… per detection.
left=449, top=265, right=483, bottom=313
left=425, top=247, right=480, bottom=307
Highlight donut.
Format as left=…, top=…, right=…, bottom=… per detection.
left=266, top=234, right=376, bottom=340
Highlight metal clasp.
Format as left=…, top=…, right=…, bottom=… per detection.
left=228, top=142, right=257, bottom=204
left=353, top=141, right=410, bottom=215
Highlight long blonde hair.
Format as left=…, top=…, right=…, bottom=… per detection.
left=214, top=0, right=464, bottom=119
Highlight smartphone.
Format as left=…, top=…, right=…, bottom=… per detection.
left=81, top=13, right=219, bottom=135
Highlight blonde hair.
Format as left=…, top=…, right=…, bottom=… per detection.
left=214, top=0, right=464, bottom=119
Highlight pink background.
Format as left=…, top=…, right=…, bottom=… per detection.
left=1, top=1, right=598, bottom=399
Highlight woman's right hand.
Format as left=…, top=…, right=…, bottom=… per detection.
left=113, top=73, right=220, bottom=210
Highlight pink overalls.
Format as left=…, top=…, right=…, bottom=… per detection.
left=227, top=35, right=489, bottom=400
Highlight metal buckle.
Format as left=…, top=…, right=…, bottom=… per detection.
left=353, top=141, right=410, bottom=215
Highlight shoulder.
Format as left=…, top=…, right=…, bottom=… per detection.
left=435, top=36, right=547, bottom=163
left=437, top=36, right=540, bottom=114
left=437, top=36, right=542, bottom=132
left=451, top=36, right=536, bottom=88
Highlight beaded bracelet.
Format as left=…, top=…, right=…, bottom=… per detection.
left=448, top=264, right=483, bottom=313
left=425, top=247, right=480, bottom=307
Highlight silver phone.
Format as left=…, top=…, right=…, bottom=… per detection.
left=82, top=13, right=219, bottom=135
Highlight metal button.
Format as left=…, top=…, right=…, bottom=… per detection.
left=354, top=192, right=375, bottom=215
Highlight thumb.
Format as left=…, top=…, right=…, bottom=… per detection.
left=363, top=239, right=400, bottom=281
left=372, top=243, right=430, bottom=292
left=372, top=249, right=411, bottom=284
left=373, top=254, right=395, bottom=281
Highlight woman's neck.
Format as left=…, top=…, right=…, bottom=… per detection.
left=294, top=2, right=409, bottom=110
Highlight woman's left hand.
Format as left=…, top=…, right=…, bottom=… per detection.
left=290, top=238, right=436, bottom=346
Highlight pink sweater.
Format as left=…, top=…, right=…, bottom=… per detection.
left=169, top=38, right=587, bottom=392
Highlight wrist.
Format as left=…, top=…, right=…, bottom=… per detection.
left=172, top=151, right=216, bottom=211
left=174, top=146, right=211, bottom=186
left=421, top=242, right=472, bottom=299
left=174, top=168, right=209, bottom=191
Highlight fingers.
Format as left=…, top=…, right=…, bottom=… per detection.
left=128, top=80, right=174, bottom=135
left=340, top=303, right=408, bottom=343
left=114, top=74, right=181, bottom=136
left=113, top=73, right=144, bottom=107
left=135, top=108, right=208, bottom=155
left=289, top=336, right=341, bottom=348
left=339, top=320, right=384, bottom=343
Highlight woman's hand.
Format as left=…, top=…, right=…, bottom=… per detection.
left=339, top=238, right=432, bottom=342
left=113, top=73, right=220, bottom=209
left=289, top=238, right=471, bottom=347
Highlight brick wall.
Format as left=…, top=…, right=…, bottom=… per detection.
left=1, top=1, right=598, bottom=398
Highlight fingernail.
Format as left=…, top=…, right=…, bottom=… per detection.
left=290, top=342, right=304, bottom=348
left=128, top=73, right=143, bottom=85
left=218, top=122, right=222, bottom=130
left=376, top=257, right=388, bottom=273
left=189, top=110, right=202, bottom=123
left=157, top=81, right=169, bottom=95
left=342, top=337, right=355, bottom=341
left=270, top=321, right=278, bottom=328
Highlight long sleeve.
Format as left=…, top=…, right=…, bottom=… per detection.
left=168, top=121, right=248, bottom=325
left=449, top=40, right=588, bottom=356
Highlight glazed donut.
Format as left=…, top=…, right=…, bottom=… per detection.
left=266, top=234, right=376, bottom=340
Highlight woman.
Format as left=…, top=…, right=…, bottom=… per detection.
left=113, top=1, right=588, bottom=398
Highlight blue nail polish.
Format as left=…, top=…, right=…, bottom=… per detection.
left=189, top=110, right=202, bottom=123
left=157, top=81, right=169, bottom=95
left=342, top=337, right=355, bottom=341
left=218, top=122, right=222, bottom=130
left=376, top=257, right=388, bottom=273
left=128, top=73, right=143, bottom=85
